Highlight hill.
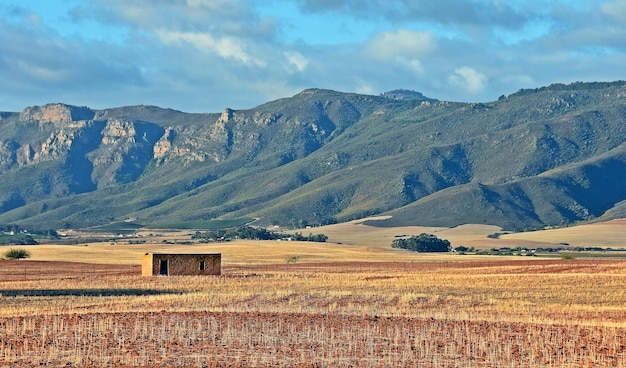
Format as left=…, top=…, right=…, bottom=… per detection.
left=1, top=82, right=626, bottom=231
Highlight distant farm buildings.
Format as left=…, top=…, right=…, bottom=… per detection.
left=142, top=253, right=221, bottom=276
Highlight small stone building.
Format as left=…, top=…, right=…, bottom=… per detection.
left=142, top=253, right=221, bottom=276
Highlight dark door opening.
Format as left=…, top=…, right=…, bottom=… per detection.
left=200, top=260, right=206, bottom=271
left=159, top=259, right=169, bottom=275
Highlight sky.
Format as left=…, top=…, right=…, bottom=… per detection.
left=1, top=0, right=626, bottom=113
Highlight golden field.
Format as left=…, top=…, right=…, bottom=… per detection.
left=24, top=217, right=626, bottom=265
left=1, top=219, right=626, bottom=367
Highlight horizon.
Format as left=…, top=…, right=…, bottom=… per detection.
left=2, top=79, right=624, bottom=114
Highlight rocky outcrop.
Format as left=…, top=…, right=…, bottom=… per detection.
left=153, top=127, right=176, bottom=163
left=0, top=140, right=19, bottom=170
left=150, top=108, right=280, bottom=166
left=19, top=104, right=94, bottom=127
left=89, top=120, right=164, bottom=186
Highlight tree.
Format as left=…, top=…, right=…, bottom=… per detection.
left=391, top=233, right=450, bottom=252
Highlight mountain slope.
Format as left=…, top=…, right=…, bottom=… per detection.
left=1, top=82, right=626, bottom=230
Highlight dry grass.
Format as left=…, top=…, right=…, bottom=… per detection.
left=3, top=310, right=625, bottom=367
left=27, top=217, right=626, bottom=264
left=24, top=239, right=467, bottom=265
left=304, top=218, right=503, bottom=249
left=1, top=258, right=626, bottom=366
left=502, top=218, right=626, bottom=248
left=3, top=220, right=626, bottom=366
left=317, top=217, right=626, bottom=250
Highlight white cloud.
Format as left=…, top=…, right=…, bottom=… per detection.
left=365, top=29, right=435, bottom=61
left=156, top=30, right=265, bottom=67
left=26, top=12, right=43, bottom=27
left=448, top=67, right=487, bottom=93
left=601, top=0, right=626, bottom=22
left=186, top=0, right=231, bottom=10
left=355, top=84, right=376, bottom=95
left=362, top=29, right=435, bottom=74
left=406, top=59, right=424, bottom=74
left=17, top=60, right=67, bottom=82
left=284, top=51, right=309, bottom=72
left=3, top=0, right=626, bottom=112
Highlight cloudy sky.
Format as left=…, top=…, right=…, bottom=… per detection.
left=1, top=0, right=626, bottom=112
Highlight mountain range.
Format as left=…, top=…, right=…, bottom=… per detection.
left=1, top=81, right=626, bottom=231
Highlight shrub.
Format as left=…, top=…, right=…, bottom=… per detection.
left=3, top=248, right=31, bottom=260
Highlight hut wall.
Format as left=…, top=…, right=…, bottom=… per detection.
left=142, top=253, right=221, bottom=276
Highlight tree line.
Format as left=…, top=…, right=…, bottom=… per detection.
left=0, top=224, right=58, bottom=237
left=192, top=226, right=328, bottom=243
left=0, top=224, right=60, bottom=245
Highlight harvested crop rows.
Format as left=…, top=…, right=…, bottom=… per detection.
left=2, top=311, right=626, bottom=367
left=1, top=259, right=626, bottom=367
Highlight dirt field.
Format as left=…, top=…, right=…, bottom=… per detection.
left=2, top=258, right=626, bottom=367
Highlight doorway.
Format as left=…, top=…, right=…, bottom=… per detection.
left=159, top=259, right=169, bottom=275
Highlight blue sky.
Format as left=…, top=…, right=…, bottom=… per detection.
left=1, top=0, right=625, bottom=112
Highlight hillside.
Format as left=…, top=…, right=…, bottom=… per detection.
left=1, top=82, right=626, bottom=231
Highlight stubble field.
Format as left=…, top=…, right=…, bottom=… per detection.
left=1, top=220, right=626, bottom=367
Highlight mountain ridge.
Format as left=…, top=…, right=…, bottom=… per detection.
left=1, top=82, right=626, bottom=231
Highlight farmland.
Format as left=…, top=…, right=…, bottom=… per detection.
left=1, top=220, right=626, bottom=366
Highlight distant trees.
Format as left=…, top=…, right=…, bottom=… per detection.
left=0, top=224, right=58, bottom=238
left=291, top=232, right=328, bottom=242
left=288, top=216, right=337, bottom=229
left=0, top=234, right=38, bottom=245
left=391, top=233, right=450, bottom=252
left=192, top=226, right=328, bottom=243
left=509, top=81, right=626, bottom=98
left=0, top=224, right=59, bottom=246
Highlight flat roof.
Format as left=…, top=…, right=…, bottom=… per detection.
left=144, top=253, right=221, bottom=256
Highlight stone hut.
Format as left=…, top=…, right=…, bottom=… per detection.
left=142, top=253, right=221, bottom=276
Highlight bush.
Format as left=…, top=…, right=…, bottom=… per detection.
left=3, top=248, right=31, bottom=260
